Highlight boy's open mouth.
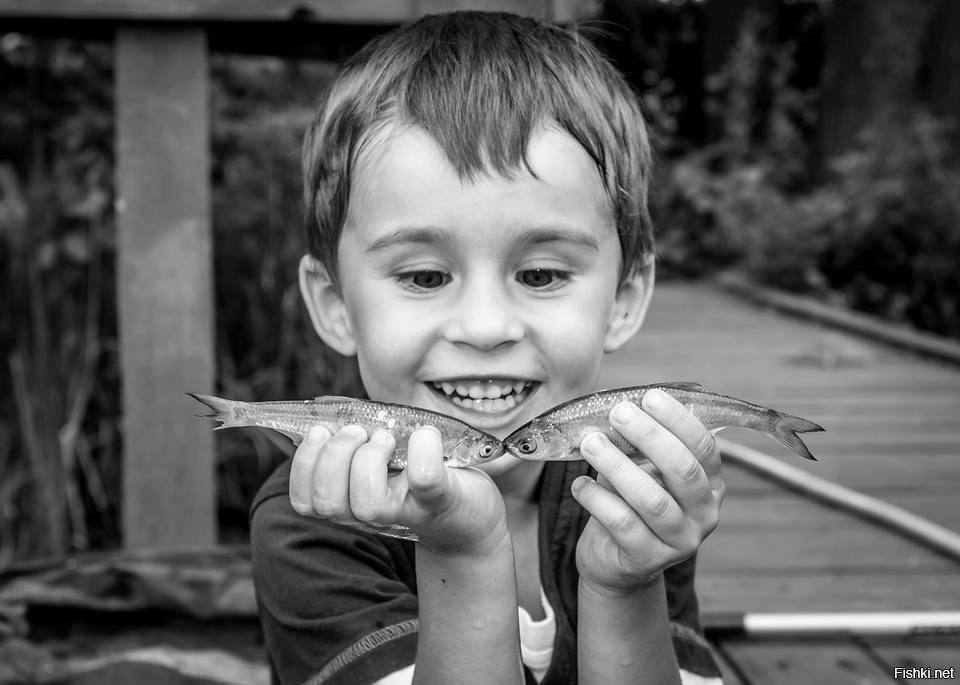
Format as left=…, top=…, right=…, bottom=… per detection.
left=427, top=379, right=538, bottom=414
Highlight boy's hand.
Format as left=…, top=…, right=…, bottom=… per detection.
left=288, top=424, right=509, bottom=555
left=572, top=389, right=724, bottom=595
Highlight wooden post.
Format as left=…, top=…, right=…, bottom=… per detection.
left=116, top=26, right=216, bottom=548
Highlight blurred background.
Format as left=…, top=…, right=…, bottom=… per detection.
left=2, top=0, right=959, bottom=575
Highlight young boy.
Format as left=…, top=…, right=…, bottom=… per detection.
left=251, top=11, right=725, bottom=685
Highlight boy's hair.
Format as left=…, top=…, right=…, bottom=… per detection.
left=303, top=11, right=653, bottom=290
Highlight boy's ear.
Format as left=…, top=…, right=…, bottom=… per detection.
left=298, top=255, right=357, bottom=356
left=603, top=256, right=655, bottom=353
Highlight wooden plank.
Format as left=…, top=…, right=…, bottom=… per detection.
left=865, top=636, right=960, bottom=683
left=699, top=526, right=955, bottom=572
left=697, top=572, right=960, bottom=614
left=116, top=27, right=215, bottom=548
left=599, top=281, right=960, bottom=619
left=717, top=272, right=960, bottom=366
left=0, top=0, right=563, bottom=23
left=718, top=640, right=896, bottom=685
left=722, top=442, right=960, bottom=490
left=718, top=492, right=960, bottom=533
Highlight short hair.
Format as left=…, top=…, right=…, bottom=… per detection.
left=303, top=10, right=653, bottom=290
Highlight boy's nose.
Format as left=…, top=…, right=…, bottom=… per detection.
left=442, top=283, right=525, bottom=350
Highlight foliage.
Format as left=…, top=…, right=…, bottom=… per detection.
left=817, top=115, right=960, bottom=338
left=0, top=40, right=360, bottom=562
left=0, top=37, right=119, bottom=561
left=208, top=56, right=363, bottom=535
left=652, top=10, right=960, bottom=339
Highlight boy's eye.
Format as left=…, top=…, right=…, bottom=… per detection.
left=398, top=270, right=450, bottom=291
left=516, top=268, right=569, bottom=289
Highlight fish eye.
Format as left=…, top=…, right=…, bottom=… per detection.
left=517, top=437, right=537, bottom=454
left=479, top=441, right=496, bottom=459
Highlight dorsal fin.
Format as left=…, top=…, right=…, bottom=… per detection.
left=654, top=382, right=703, bottom=390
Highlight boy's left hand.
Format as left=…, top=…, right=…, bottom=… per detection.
left=572, top=388, right=724, bottom=595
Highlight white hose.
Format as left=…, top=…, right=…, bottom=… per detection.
left=717, top=437, right=960, bottom=563
left=707, top=611, right=960, bottom=636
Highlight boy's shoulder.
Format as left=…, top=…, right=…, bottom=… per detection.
left=250, top=459, right=421, bottom=684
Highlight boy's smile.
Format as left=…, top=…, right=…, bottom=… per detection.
left=301, top=123, right=652, bottom=470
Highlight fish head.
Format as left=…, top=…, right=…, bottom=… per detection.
left=503, top=419, right=576, bottom=460
left=448, top=432, right=506, bottom=467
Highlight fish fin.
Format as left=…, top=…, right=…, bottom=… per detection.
left=657, top=382, right=704, bottom=391
left=769, top=412, right=825, bottom=461
left=187, top=392, right=242, bottom=429
left=312, top=394, right=359, bottom=402
left=280, top=429, right=303, bottom=446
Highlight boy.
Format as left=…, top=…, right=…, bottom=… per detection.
left=251, top=11, right=725, bottom=685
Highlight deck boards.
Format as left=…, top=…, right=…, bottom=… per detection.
left=599, top=281, right=960, bottom=679
left=717, top=641, right=896, bottom=684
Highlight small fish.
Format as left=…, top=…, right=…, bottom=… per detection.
left=188, top=393, right=505, bottom=469
left=503, top=383, right=824, bottom=462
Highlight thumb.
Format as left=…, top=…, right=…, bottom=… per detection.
left=405, top=426, right=450, bottom=509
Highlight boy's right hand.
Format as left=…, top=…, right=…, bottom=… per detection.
left=288, top=424, right=509, bottom=555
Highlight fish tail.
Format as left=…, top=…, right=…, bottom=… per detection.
left=768, top=411, right=825, bottom=461
left=186, top=392, right=245, bottom=430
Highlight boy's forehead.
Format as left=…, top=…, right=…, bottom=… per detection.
left=346, top=124, right=615, bottom=242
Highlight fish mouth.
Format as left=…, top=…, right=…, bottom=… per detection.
left=425, top=378, right=540, bottom=417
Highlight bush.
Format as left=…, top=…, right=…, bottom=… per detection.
left=654, top=111, right=960, bottom=338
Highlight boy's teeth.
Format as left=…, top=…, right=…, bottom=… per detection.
left=431, top=379, right=534, bottom=412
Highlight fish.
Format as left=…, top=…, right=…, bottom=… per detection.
left=502, top=382, right=824, bottom=462
left=187, top=393, right=505, bottom=469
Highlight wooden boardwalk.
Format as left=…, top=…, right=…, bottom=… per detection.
left=600, top=280, right=960, bottom=683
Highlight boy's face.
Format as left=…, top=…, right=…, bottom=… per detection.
left=301, top=125, right=652, bottom=477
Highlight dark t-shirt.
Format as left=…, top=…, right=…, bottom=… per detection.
left=251, top=459, right=721, bottom=685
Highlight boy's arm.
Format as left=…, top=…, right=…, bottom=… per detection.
left=414, top=533, right=524, bottom=684
left=578, top=575, right=680, bottom=684
left=288, top=424, right=524, bottom=684
left=572, top=389, right=725, bottom=684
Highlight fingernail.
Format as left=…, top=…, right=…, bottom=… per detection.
left=371, top=428, right=394, bottom=443
left=341, top=424, right=367, bottom=439
left=582, top=432, right=607, bottom=455
left=571, top=475, right=590, bottom=495
left=419, top=425, right=442, bottom=439
left=612, top=401, right=639, bottom=424
left=306, top=425, right=328, bottom=444
left=642, top=389, right=665, bottom=411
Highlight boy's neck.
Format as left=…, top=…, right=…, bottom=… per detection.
left=494, top=460, right=546, bottom=512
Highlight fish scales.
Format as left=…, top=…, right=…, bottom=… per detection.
left=503, top=383, right=824, bottom=462
left=188, top=393, right=504, bottom=470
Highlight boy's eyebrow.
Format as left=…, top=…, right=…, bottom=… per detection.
left=364, top=226, right=450, bottom=254
left=363, top=225, right=601, bottom=253
left=516, top=227, right=601, bottom=252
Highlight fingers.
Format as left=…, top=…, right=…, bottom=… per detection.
left=288, top=424, right=370, bottom=521
left=404, top=426, right=448, bottom=508
left=571, top=474, right=671, bottom=574
left=579, top=432, right=689, bottom=543
left=639, top=389, right=722, bottom=479
left=289, top=425, right=331, bottom=515
left=609, top=395, right=717, bottom=508
left=349, top=429, right=398, bottom=522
